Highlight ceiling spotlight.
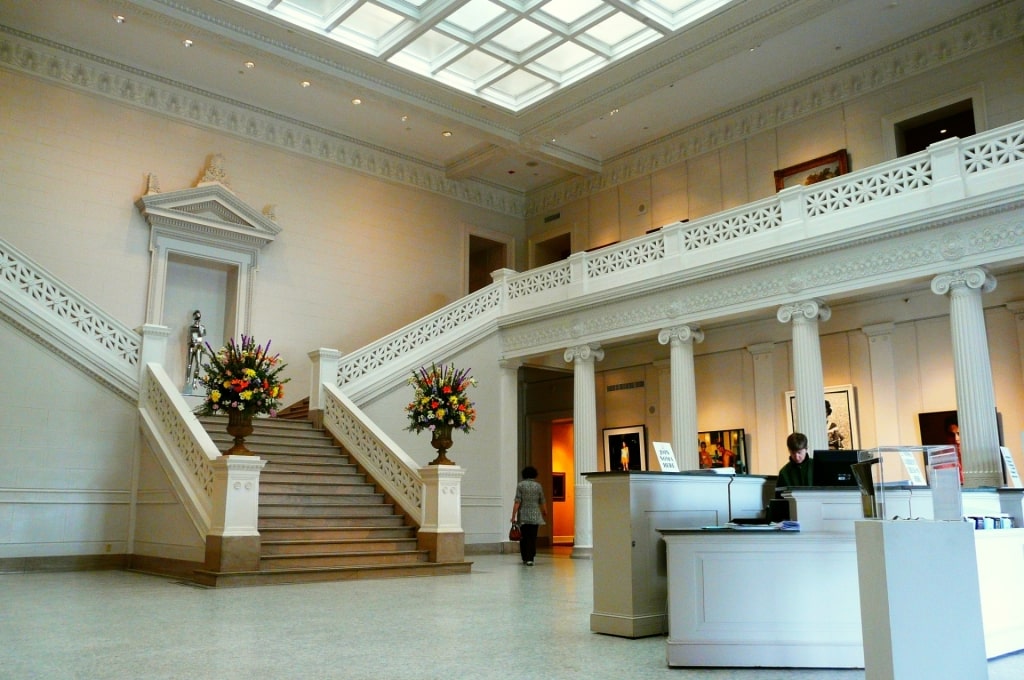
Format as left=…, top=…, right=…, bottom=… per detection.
left=401, top=115, right=408, bottom=122
left=182, top=39, right=193, bottom=47
left=244, top=61, right=255, bottom=69
left=442, top=130, right=453, bottom=137
left=352, top=98, right=362, bottom=105
left=609, top=108, right=619, bottom=116
left=301, top=81, right=311, bottom=88
left=113, top=15, right=126, bottom=24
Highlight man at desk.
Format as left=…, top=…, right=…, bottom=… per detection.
left=778, top=432, right=813, bottom=487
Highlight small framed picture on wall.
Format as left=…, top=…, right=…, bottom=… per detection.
left=603, top=425, right=647, bottom=471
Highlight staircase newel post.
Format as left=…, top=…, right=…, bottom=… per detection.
left=205, top=455, right=267, bottom=572
left=138, top=324, right=170, bottom=380
left=308, top=348, right=341, bottom=429
left=418, top=465, right=466, bottom=563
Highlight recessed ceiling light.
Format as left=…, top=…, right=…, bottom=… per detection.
left=301, top=81, right=311, bottom=88
left=442, top=131, right=453, bottom=137
left=182, top=39, right=193, bottom=47
left=352, top=98, right=362, bottom=105
left=244, top=61, right=255, bottom=69
left=401, top=115, right=408, bottom=122
left=113, top=15, right=126, bottom=24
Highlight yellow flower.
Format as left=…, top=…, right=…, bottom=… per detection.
left=210, top=389, right=221, bottom=402
left=240, top=390, right=253, bottom=400
left=243, top=368, right=257, bottom=378
left=437, top=408, right=446, bottom=418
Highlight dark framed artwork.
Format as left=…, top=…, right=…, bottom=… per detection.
left=774, top=149, right=849, bottom=191
left=919, top=409, right=1004, bottom=448
left=603, top=425, right=647, bottom=471
left=552, top=472, right=566, bottom=502
left=786, top=385, right=859, bottom=449
left=697, top=429, right=746, bottom=471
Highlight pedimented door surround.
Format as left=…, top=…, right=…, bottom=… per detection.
left=136, top=155, right=281, bottom=338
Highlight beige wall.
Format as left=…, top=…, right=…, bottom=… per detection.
left=0, top=68, right=525, bottom=402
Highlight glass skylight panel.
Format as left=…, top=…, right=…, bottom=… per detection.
left=226, top=0, right=738, bottom=111
left=539, top=0, right=605, bottom=25
left=489, top=19, right=551, bottom=57
left=531, top=41, right=602, bottom=79
left=444, top=0, right=507, bottom=34
left=443, top=48, right=508, bottom=85
left=338, top=3, right=406, bottom=46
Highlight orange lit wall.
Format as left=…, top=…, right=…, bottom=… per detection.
left=551, top=421, right=574, bottom=544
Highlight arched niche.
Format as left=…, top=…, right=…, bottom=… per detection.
left=136, top=159, right=280, bottom=383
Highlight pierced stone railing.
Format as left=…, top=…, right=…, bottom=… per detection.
left=321, top=384, right=423, bottom=524
left=0, top=237, right=141, bottom=401
left=331, top=120, right=1024, bottom=391
left=138, top=363, right=219, bottom=534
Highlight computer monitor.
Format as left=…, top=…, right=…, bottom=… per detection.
left=813, top=449, right=861, bottom=486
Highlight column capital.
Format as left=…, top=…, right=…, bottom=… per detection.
left=657, top=325, right=704, bottom=346
left=777, top=298, right=831, bottom=324
left=564, top=343, right=604, bottom=364
left=931, top=267, right=996, bottom=296
left=498, top=357, right=523, bottom=371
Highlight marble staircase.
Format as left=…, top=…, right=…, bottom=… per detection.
left=192, top=417, right=471, bottom=586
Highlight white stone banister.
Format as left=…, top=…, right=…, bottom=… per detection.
left=137, top=363, right=220, bottom=535
left=327, top=122, right=1024, bottom=390
left=336, top=283, right=503, bottom=393
left=321, top=384, right=423, bottom=524
left=0, top=236, right=141, bottom=402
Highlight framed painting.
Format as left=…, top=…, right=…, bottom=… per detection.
left=774, top=149, right=849, bottom=191
left=552, top=472, right=566, bottom=502
left=786, top=384, right=859, bottom=449
left=603, top=425, right=647, bottom=471
left=697, top=429, right=746, bottom=471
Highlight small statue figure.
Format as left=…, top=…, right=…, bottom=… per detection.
left=184, top=310, right=206, bottom=394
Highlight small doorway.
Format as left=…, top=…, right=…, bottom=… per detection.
left=467, top=234, right=509, bottom=293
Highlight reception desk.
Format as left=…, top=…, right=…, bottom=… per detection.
left=660, top=521, right=1024, bottom=668
left=584, top=471, right=771, bottom=638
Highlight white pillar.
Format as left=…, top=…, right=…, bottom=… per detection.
left=499, top=358, right=522, bottom=547
left=206, top=455, right=267, bottom=572
left=777, top=299, right=831, bottom=453
left=307, top=347, right=341, bottom=427
left=138, top=324, right=170, bottom=379
left=862, top=323, right=900, bottom=446
left=931, top=268, right=1001, bottom=487
left=564, top=343, right=604, bottom=559
left=1007, top=301, right=1024, bottom=386
left=418, top=465, right=466, bottom=563
left=747, top=342, right=777, bottom=475
left=658, top=325, right=703, bottom=471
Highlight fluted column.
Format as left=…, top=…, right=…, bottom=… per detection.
left=564, top=343, right=604, bottom=559
left=777, top=299, right=831, bottom=453
left=862, top=323, right=900, bottom=446
left=658, top=325, right=704, bottom=471
left=747, top=342, right=777, bottom=475
left=1007, top=301, right=1024, bottom=386
left=932, top=268, right=1001, bottom=487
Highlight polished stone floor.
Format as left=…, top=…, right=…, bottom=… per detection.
left=2, top=550, right=1022, bottom=679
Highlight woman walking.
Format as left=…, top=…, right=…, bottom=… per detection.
left=511, top=466, right=547, bottom=566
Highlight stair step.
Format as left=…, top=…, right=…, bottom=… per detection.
left=261, top=538, right=418, bottom=555
left=259, top=526, right=415, bottom=541
left=259, top=515, right=406, bottom=529
left=260, top=471, right=367, bottom=484
left=260, top=461, right=359, bottom=474
left=192, top=561, right=473, bottom=587
left=258, top=504, right=396, bottom=518
left=260, top=492, right=383, bottom=505
left=260, top=483, right=376, bottom=495
left=261, top=550, right=429, bottom=569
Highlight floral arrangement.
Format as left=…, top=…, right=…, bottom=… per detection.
left=405, top=363, right=477, bottom=434
left=196, top=335, right=289, bottom=417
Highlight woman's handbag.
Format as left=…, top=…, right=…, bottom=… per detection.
left=508, top=521, right=521, bottom=541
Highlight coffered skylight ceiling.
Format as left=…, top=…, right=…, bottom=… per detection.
left=229, top=0, right=734, bottom=111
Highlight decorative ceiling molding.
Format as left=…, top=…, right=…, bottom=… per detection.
left=525, top=0, right=1024, bottom=218
left=0, top=26, right=526, bottom=218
